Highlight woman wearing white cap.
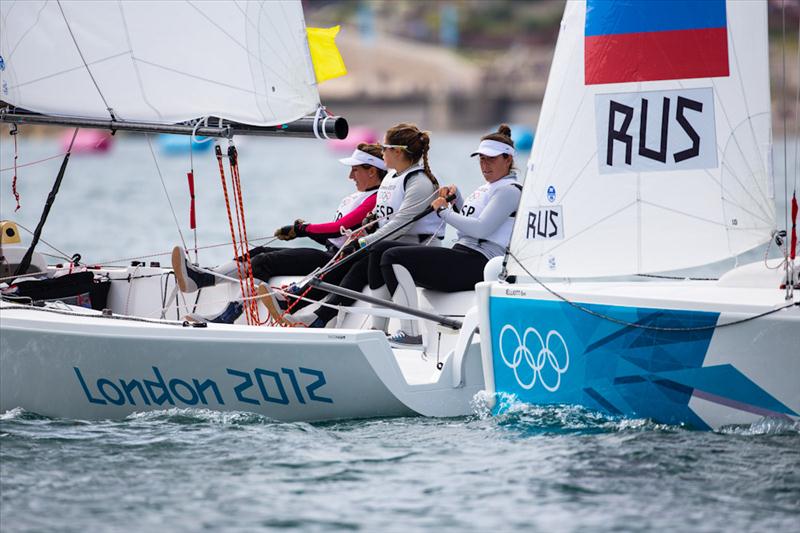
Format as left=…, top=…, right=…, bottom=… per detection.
left=380, top=125, right=522, bottom=347
left=272, top=122, right=445, bottom=329
left=171, top=143, right=386, bottom=322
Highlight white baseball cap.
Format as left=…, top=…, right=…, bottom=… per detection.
left=338, top=149, right=386, bottom=170
left=470, top=139, right=516, bottom=158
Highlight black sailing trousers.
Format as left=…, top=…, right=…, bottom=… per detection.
left=312, top=241, right=487, bottom=324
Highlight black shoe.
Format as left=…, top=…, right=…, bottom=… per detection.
left=307, top=316, right=329, bottom=328
left=208, top=301, right=244, bottom=324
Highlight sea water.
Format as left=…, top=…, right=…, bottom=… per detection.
left=1, top=135, right=799, bottom=531
left=1, top=404, right=798, bottom=531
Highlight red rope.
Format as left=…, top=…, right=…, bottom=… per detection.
left=227, top=144, right=260, bottom=324
left=273, top=229, right=366, bottom=326
left=790, top=191, right=797, bottom=261
left=11, top=129, right=20, bottom=211
left=215, top=144, right=251, bottom=324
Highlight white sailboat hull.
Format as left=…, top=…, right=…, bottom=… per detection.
left=0, top=301, right=485, bottom=422
left=476, top=273, right=800, bottom=430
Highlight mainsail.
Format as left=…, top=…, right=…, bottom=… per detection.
left=507, top=0, right=774, bottom=278
left=0, top=0, right=319, bottom=127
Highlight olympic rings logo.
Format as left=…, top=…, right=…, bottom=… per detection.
left=498, top=325, right=569, bottom=392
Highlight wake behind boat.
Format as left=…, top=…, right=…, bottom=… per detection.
left=1, top=0, right=798, bottom=430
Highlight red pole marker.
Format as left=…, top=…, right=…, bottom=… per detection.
left=187, top=171, right=196, bottom=230
left=790, top=192, right=797, bottom=261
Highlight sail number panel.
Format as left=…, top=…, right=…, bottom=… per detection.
left=595, top=87, right=718, bottom=175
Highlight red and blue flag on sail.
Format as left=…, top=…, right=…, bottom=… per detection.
left=585, top=0, right=729, bottom=85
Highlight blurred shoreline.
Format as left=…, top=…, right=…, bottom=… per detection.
left=3, top=0, right=799, bottom=139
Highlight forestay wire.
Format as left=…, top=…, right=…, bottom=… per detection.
left=145, top=134, right=188, bottom=251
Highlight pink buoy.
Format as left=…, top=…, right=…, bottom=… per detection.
left=327, top=126, right=378, bottom=153
left=60, top=129, right=114, bottom=154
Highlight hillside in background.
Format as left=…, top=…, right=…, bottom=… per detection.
left=305, top=0, right=800, bottom=133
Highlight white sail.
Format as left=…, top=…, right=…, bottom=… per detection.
left=507, top=0, right=774, bottom=278
left=0, top=0, right=319, bottom=126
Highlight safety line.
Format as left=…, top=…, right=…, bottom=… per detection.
left=0, top=152, right=67, bottom=173
left=507, top=252, right=798, bottom=332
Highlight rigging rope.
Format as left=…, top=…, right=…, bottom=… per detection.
left=145, top=134, right=188, bottom=252
left=792, top=11, right=800, bottom=277
left=13, top=129, right=79, bottom=277
left=10, top=125, right=20, bottom=211
left=214, top=143, right=249, bottom=321
left=782, top=0, right=790, bottom=260
left=0, top=300, right=190, bottom=327
left=506, top=251, right=798, bottom=333
left=228, top=143, right=260, bottom=324
left=89, top=236, right=280, bottom=267
left=213, top=143, right=261, bottom=325
left=273, top=228, right=361, bottom=325
left=272, top=190, right=444, bottom=326
left=0, top=151, right=68, bottom=173
left=795, top=10, right=800, bottom=198
left=3, top=223, right=279, bottom=284
left=56, top=0, right=115, bottom=119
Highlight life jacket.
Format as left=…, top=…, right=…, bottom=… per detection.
left=327, top=189, right=377, bottom=248
left=374, top=163, right=444, bottom=239
left=458, top=174, right=522, bottom=249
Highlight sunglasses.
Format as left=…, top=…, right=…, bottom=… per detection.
left=380, top=144, right=408, bottom=152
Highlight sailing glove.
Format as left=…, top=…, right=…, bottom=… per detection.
left=361, top=212, right=378, bottom=234
left=274, top=225, right=297, bottom=240
left=340, top=240, right=361, bottom=256
left=293, top=219, right=309, bottom=237
left=274, top=219, right=307, bottom=241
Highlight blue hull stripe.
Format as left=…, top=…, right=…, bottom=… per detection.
left=489, top=296, right=794, bottom=429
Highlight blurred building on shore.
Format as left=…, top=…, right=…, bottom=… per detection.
left=307, top=0, right=562, bottom=132
left=317, top=27, right=552, bottom=133
left=307, top=0, right=800, bottom=134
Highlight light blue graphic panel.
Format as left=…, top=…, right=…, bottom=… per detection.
left=488, top=295, right=796, bottom=429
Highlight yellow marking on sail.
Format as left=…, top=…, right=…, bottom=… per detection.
left=306, top=26, right=347, bottom=83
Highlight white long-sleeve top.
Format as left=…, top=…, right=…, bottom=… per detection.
left=438, top=174, right=522, bottom=258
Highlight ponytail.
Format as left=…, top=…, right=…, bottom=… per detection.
left=481, top=124, right=516, bottom=171
left=481, top=123, right=514, bottom=147
left=385, top=123, right=438, bottom=187
left=418, top=130, right=438, bottom=188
